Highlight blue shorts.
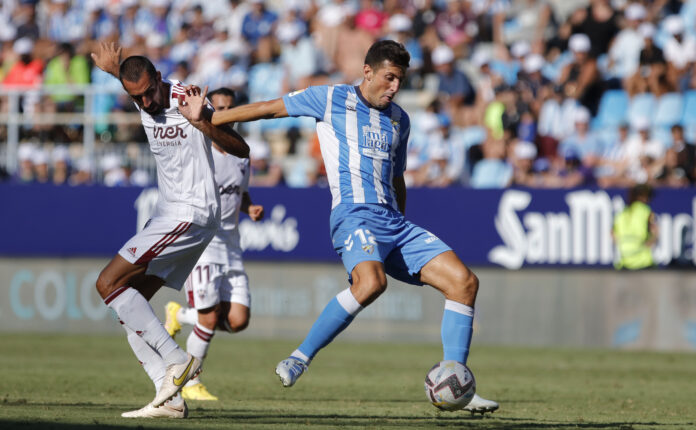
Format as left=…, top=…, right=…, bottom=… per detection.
left=330, top=204, right=451, bottom=286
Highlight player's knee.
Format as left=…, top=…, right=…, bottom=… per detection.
left=226, top=314, right=249, bottom=333
left=197, top=311, right=219, bottom=330
left=354, top=274, right=388, bottom=305
left=455, top=268, right=479, bottom=299
left=95, top=271, right=116, bottom=298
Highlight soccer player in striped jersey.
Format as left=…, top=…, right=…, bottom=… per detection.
left=91, top=43, right=249, bottom=418
left=183, top=40, right=498, bottom=414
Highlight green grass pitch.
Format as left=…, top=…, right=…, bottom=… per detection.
left=2, top=333, right=695, bottom=429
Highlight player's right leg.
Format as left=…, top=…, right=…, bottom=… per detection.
left=99, top=218, right=215, bottom=408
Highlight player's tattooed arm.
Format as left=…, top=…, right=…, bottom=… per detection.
left=180, top=86, right=250, bottom=158
left=393, top=175, right=407, bottom=215
left=90, top=42, right=121, bottom=78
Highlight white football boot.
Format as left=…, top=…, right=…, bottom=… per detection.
left=122, top=395, right=188, bottom=418
left=464, top=393, right=499, bottom=415
left=153, top=354, right=202, bottom=406
left=275, top=356, right=308, bottom=387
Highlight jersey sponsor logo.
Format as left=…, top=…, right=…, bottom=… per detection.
left=219, top=183, right=242, bottom=196
left=153, top=125, right=188, bottom=140
left=361, top=125, right=390, bottom=159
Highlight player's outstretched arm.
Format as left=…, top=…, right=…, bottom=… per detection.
left=180, top=86, right=250, bottom=158
left=90, top=42, right=122, bottom=78
left=210, top=98, right=289, bottom=126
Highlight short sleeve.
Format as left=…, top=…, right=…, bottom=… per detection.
left=282, top=85, right=329, bottom=120
left=393, top=111, right=410, bottom=176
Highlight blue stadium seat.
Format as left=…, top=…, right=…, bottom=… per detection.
left=653, top=92, right=684, bottom=128
left=651, top=126, right=673, bottom=149
left=627, top=93, right=656, bottom=127
left=681, top=90, right=696, bottom=125
left=592, top=89, right=628, bottom=129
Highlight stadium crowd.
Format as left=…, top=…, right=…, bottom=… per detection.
left=1, top=0, right=696, bottom=188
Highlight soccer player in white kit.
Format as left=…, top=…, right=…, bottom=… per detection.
left=90, top=43, right=249, bottom=418
left=164, top=88, right=265, bottom=401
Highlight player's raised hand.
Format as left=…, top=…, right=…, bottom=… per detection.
left=247, top=204, right=265, bottom=221
left=179, top=85, right=209, bottom=123
left=90, top=42, right=122, bottom=77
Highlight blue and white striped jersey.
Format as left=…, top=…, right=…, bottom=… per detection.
left=283, top=84, right=410, bottom=210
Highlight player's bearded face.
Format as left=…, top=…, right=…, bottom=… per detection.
left=123, top=72, right=165, bottom=115
left=366, top=61, right=405, bottom=109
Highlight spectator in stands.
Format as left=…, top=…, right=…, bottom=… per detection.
left=277, top=20, right=320, bottom=91
left=145, top=34, right=174, bottom=80
left=557, top=148, right=595, bottom=188
left=558, top=33, right=601, bottom=114
left=557, top=107, right=603, bottom=172
left=623, top=117, right=666, bottom=185
left=412, top=0, right=440, bottom=40
left=662, top=15, right=695, bottom=92
left=469, top=133, right=512, bottom=188
left=32, top=147, right=49, bottom=183
left=14, top=0, right=39, bottom=41
left=434, top=0, right=476, bottom=53
left=388, top=14, right=424, bottom=89
left=625, top=23, right=666, bottom=97
left=242, top=0, right=278, bottom=48
left=510, top=140, right=540, bottom=187
left=3, top=37, right=43, bottom=119
left=101, top=153, right=128, bottom=187
left=43, top=43, right=90, bottom=111
left=46, top=0, right=84, bottom=43
left=597, top=122, right=631, bottom=187
left=69, top=158, right=94, bottom=186
left=607, top=3, right=645, bottom=90
left=51, top=145, right=70, bottom=185
left=247, top=135, right=283, bottom=187
left=432, top=44, right=475, bottom=126
left=354, top=0, right=388, bottom=38
left=573, top=0, right=618, bottom=59
left=15, top=143, right=35, bottom=183
left=117, top=0, right=140, bottom=48
left=667, top=124, right=696, bottom=183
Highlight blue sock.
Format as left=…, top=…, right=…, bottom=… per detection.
left=297, top=290, right=362, bottom=361
left=441, top=300, right=474, bottom=364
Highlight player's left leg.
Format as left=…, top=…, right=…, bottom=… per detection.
left=420, top=251, right=498, bottom=414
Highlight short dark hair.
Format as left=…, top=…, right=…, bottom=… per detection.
left=364, top=40, right=410, bottom=71
left=208, top=87, right=236, bottom=101
left=629, top=184, right=653, bottom=204
left=119, top=56, right=157, bottom=83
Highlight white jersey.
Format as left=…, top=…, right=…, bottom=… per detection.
left=138, top=79, right=220, bottom=227
left=198, top=146, right=250, bottom=270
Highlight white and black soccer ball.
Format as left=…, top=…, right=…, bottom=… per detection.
left=424, top=360, right=476, bottom=411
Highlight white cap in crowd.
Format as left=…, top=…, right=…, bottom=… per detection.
left=574, top=107, right=591, bottom=124
left=18, top=143, right=35, bottom=162
left=276, top=21, right=304, bottom=43
left=638, top=22, right=656, bottom=39
left=13, top=37, right=34, bottom=55
left=632, top=116, right=651, bottom=131
left=101, top=153, right=122, bottom=172
left=75, top=158, right=95, bottom=173
left=569, top=33, right=591, bottom=53
left=52, top=146, right=70, bottom=164
left=32, top=149, right=48, bottom=165
left=663, top=15, right=684, bottom=35
left=471, top=50, right=490, bottom=68
left=389, top=14, right=412, bottom=33
left=431, top=45, right=454, bottom=66
left=511, top=41, right=530, bottom=59
left=624, top=3, right=646, bottom=21
left=523, top=54, right=545, bottom=74
left=514, top=141, right=537, bottom=160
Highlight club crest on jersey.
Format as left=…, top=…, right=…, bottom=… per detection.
left=362, top=244, right=375, bottom=254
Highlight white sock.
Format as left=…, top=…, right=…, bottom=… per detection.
left=123, top=322, right=166, bottom=392
left=177, top=307, right=199, bottom=326
left=105, top=286, right=188, bottom=366
left=187, top=322, right=214, bottom=359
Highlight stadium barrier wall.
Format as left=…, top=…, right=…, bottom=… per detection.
left=1, top=184, right=695, bottom=268
left=1, top=258, right=695, bottom=351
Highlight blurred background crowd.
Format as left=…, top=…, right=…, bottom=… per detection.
left=1, top=0, right=696, bottom=189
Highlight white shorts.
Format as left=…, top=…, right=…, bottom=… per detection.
left=184, top=264, right=250, bottom=310
left=118, top=217, right=216, bottom=291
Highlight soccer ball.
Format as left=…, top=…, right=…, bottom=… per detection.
left=424, top=360, right=476, bottom=411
